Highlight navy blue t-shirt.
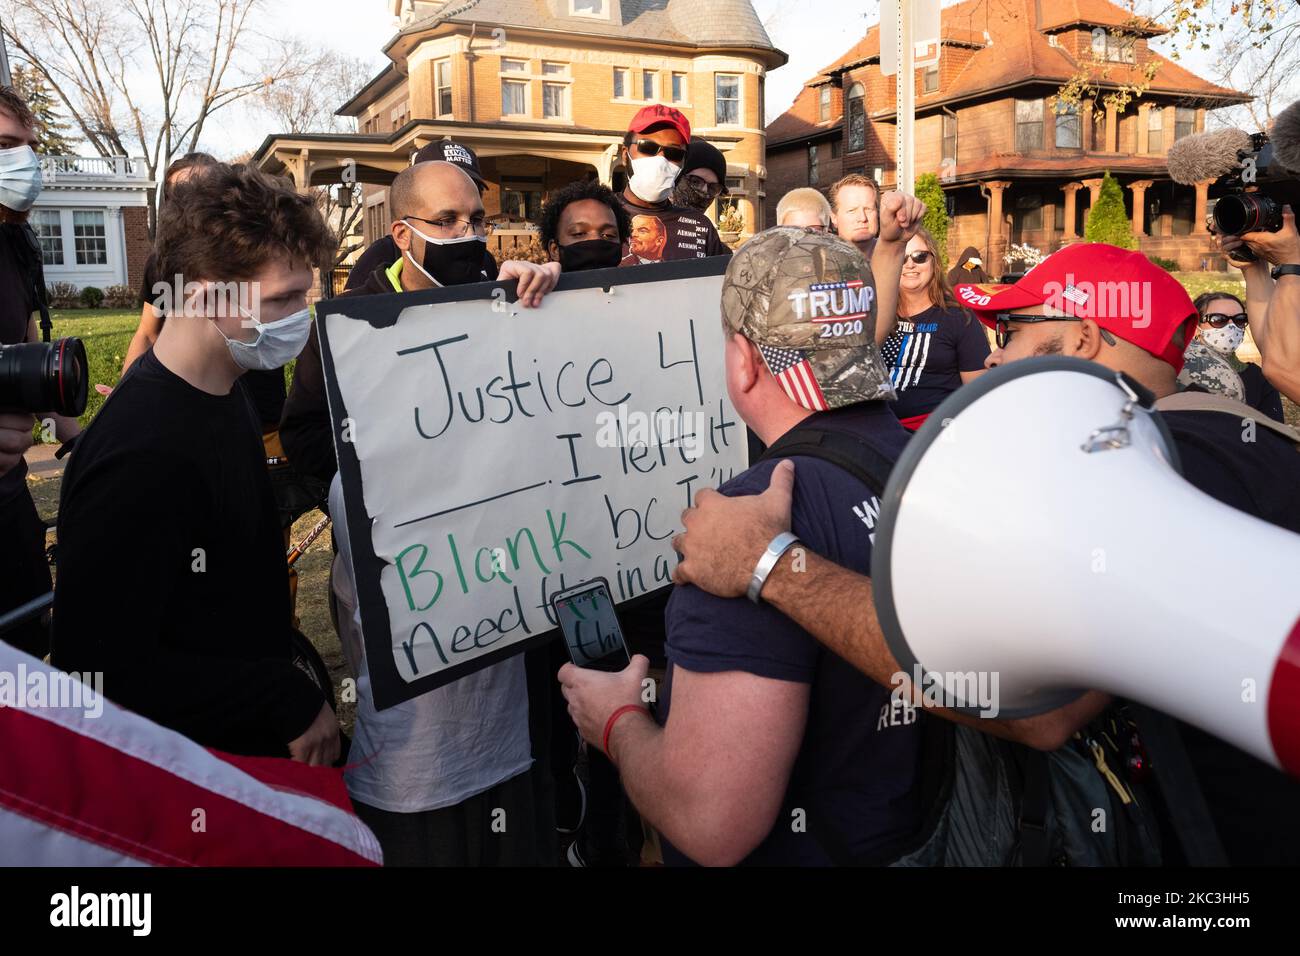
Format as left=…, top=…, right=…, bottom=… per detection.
left=881, top=305, right=989, bottom=420
left=658, top=402, right=924, bottom=866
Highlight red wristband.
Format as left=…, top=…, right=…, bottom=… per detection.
left=602, top=704, right=649, bottom=760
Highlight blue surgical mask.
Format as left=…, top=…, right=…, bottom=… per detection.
left=221, top=305, right=313, bottom=371
left=0, top=146, right=42, bottom=213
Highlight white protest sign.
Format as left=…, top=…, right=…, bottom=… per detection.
left=319, top=260, right=745, bottom=709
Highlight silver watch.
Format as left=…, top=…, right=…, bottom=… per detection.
left=746, top=532, right=801, bottom=604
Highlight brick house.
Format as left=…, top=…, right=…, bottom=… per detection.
left=253, top=0, right=786, bottom=257
left=765, top=0, right=1250, bottom=274
left=31, top=156, right=154, bottom=294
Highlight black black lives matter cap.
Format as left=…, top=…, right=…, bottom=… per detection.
left=413, top=140, right=486, bottom=191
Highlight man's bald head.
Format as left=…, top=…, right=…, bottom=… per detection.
left=389, top=160, right=480, bottom=223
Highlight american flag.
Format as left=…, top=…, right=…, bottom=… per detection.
left=760, top=345, right=829, bottom=412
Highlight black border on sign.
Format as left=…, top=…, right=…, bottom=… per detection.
left=869, top=355, right=1182, bottom=719
left=317, top=256, right=733, bottom=709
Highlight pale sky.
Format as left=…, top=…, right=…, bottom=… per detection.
left=173, top=0, right=1240, bottom=157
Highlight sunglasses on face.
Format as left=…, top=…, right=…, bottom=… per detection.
left=904, top=250, right=933, bottom=265
left=685, top=174, right=723, bottom=196
left=1202, top=312, right=1248, bottom=329
left=630, top=140, right=686, bottom=164
left=993, top=313, right=1118, bottom=349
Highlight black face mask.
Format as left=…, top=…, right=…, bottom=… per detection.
left=558, top=238, right=623, bottom=272
left=405, top=222, right=488, bottom=286
left=672, top=176, right=716, bottom=211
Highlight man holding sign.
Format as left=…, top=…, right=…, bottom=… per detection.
left=560, top=201, right=933, bottom=866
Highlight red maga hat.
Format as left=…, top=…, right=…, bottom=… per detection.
left=628, top=104, right=691, bottom=143
left=953, top=243, right=1199, bottom=373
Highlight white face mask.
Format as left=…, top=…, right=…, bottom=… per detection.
left=1200, top=323, right=1245, bottom=356
left=220, top=305, right=313, bottom=371
left=628, top=154, right=681, bottom=204
left=0, top=145, right=42, bottom=213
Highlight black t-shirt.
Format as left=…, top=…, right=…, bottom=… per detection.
left=343, top=235, right=499, bottom=292
left=614, top=194, right=731, bottom=265
left=659, top=403, right=923, bottom=865
left=1163, top=407, right=1300, bottom=863
left=51, top=349, right=324, bottom=756
left=0, top=224, right=40, bottom=503
left=239, top=368, right=288, bottom=431
left=880, top=305, right=990, bottom=420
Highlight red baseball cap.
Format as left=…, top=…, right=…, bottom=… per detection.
left=952, top=243, right=1198, bottom=373
left=628, top=104, right=691, bottom=144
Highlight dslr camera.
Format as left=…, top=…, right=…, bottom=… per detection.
left=1211, top=132, right=1300, bottom=244
left=0, top=337, right=88, bottom=417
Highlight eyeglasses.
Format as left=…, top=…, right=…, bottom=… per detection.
left=1201, top=312, right=1248, bottom=329
left=405, top=214, right=488, bottom=239
left=630, top=140, right=686, bottom=164
left=684, top=174, right=723, bottom=197
left=904, top=250, right=933, bottom=265
left=994, top=313, right=1118, bottom=349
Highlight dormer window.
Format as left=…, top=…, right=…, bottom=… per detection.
left=1091, top=27, right=1135, bottom=64
left=570, top=0, right=610, bottom=19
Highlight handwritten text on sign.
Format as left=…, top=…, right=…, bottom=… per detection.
left=324, top=266, right=745, bottom=701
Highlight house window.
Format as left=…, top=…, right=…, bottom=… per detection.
left=671, top=73, right=686, bottom=103
left=501, top=184, right=543, bottom=222
left=33, top=209, right=63, bottom=265
left=502, top=58, right=527, bottom=72
left=542, top=61, right=567, bottom=76
left=502, top=78, right=528, bottom=116
left=1092, top=27, right=1135, bottom=63
left=818, top=86, right=831, bottom=122
left=942, top=113, right=957, bottom=161
left=1015, top=98, right=1044, bottom=152
left=715, top=73, right=741, bottom=125
left=1175, top=107, right=1195, bottom=141
left=847, top=83, right=865, bottom=152
left=830, top=138, right=842, bottom=159
left=435, top=59, right=453, bottom=116
left=1147, top=108, right=1164, bottom=154
left=923, top=66, right=939, bottom=93
left=808, top=143, right=819, bottom=185
left=543, top=82, right=568, bottom=119
left=643, top=70, right=656, bottom=101
left=613, top=68, right=628, bottom=99
left=1055, top=102, right=1081, bottom=149
left=73, top=210, right=107, bottom=266
left=1014, top=193, right=1043, bottom=234
left=570, top=0, right=609, bottom=18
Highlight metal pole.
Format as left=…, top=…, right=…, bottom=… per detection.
left=0, top=19, right=13, bottom=87
left=896, top=0, right=915, bottom=194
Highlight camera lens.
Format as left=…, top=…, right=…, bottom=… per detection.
left=0, top=337, right=88, bottom=418
left=1214, top=193, right=1284, bottom=235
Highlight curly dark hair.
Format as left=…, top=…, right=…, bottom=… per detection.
left=162, top=152, right=219, bottom=199
left=156, top=162, right=335, bottom=291
left=0, top=86, right=36, bottom=131
left=538, top=179, right=629, bottom=249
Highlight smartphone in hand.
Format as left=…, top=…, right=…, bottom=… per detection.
left=550, top=578, right=631, bottom=672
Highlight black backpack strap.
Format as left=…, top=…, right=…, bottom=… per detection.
left=757, top=426, right=893, bottom=498
left=1128, top=705, right=1229, bottom=866
left=1017, top=750, right=1054, bottom=866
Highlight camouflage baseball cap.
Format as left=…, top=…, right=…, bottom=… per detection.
left=721, top=226, right=895, bottom=410
left=1177, top=340, right=1246, bottom=402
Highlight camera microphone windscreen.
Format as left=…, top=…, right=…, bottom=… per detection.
left=1271, top=98, right=1300, bottom=176
left=1166, top=128, right=1254, bottom=184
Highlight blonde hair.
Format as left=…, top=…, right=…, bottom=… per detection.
left=776, top=187, right=832, bottom=228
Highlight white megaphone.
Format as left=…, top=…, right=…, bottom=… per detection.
left=871, top=357, right=1300, bottom=777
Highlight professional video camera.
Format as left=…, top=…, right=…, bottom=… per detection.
left=0, top=336, right=88, bottom=417
left=1167, top=99, right=1300, bottom=257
